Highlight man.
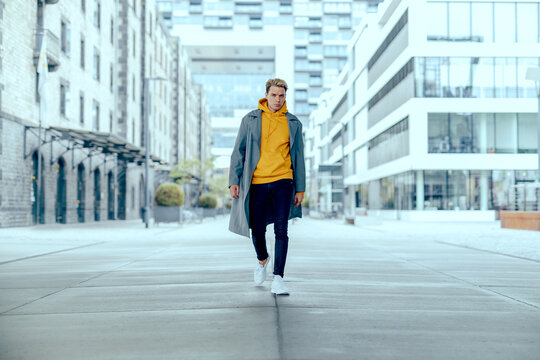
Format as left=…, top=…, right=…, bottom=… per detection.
left=229, top=78, right=306, bottom=295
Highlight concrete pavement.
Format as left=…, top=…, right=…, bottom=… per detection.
left=0, top=217, right=539, bottom=359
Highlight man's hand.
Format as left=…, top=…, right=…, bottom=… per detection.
left=294, top=192, right=304, bottom=207
left=230, top=185, right=240, bottom=199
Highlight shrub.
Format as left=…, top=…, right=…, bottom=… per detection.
left=302, top=197, right=310, bottom=208
left=199, top=194, right=217, bottom=208
left=154, top=183, right=185, bottom=206
left=225, top=200, right=232, bottom=209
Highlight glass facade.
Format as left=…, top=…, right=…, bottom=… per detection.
left=428, top=113, right=538, bottom=154
left=354, top=169, right=538, bottom=212
left=192, top=73, right=272, bottom=117
left=427, top=1, right=540, bottom=43
left=415, top=57, right=540, bottom=99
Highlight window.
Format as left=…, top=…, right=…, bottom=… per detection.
left=495, top=113, right=517, bottom=153
left=110, top=64, right=113, bottom=92
left=61, top=20, right=71, bottom=57
left=448, top=2, right=470, bottom=40
left=518, top=114, right=538, bottom=153
left=92, top=100, right=100, bottom=131
left=295, top=89, right=307, bottom=100
left=79, top=93, right=84, bottom=124
left=494, top=57, right=517, bottom=98
left=132, top=74, right=136, bottom=101
left=472, top=2, right=493, bottom=42
left=517, top=3, right=539, bottom=43
left=132, top=30, right=136, bottom=58
left=94, top=0, right=101, bottom=29
left=60, top=81, right=71, bottom=119
left=80, top=37, right=85, bottom=68
left=426, top=2, right=447, bottom=40
left=93, top=47, right=100, bottom=81
left=518, top=58, right=540, bottom=98
left=494, top=2, right=515, bottom=43
left=110, top=18, right=114, bottom=44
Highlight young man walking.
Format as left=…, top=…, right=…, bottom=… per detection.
left=229, top=78, right=306, bottom=295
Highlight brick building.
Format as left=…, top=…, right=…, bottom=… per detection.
left=0, top=0, right=209, bottom=227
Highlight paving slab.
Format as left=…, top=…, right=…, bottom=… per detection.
left=1, top=216, right=539, bottom=359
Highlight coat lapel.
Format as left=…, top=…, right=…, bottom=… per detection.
left=286, top=113, right=298, bottom=149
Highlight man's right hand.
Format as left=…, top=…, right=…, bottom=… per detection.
left=230, top=185, right=240, bottom=199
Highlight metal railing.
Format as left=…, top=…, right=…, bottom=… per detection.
left=509, top=183, right=540, bottom=211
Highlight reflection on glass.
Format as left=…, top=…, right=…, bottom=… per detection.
left=428, top=113, right=450, bottom=153
left=494, top=3, right=516, bottom=43
left=471, top=57, right=494, bottom=98
left=427, top=2, right=448, bottom=40
left=450, top=113, right=473, bottom=153
left=495, top=113, right=517, bottom=153
left=472, top=113, right=495, bottom=153
left=517, top=3, right=538, bottom=43
left=517, top=58, right=540, bottom=98
left=448, top=58, right=472, bottom=97
left=517, top=114, right=537, bottom=153
left=449, top=2, right=471, bottom=40
left=494, top=58, right=517, bottom=98
left=471, top=3, right=493, bottom=42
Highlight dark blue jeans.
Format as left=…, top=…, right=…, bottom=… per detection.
left=249, top=179, right=293, bottom=278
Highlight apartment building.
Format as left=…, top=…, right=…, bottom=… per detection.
left=0, top=0, right=209, bottom=227
left=306, top=0, right=540, bottom=221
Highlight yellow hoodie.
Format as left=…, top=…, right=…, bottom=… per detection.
left=252, top=98, right=293, bottom=184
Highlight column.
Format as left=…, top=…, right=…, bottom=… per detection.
left=480, top=170, right=489, bottom=211
left=416, top=170, right=424, bottom=210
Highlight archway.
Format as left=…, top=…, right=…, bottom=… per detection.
left=94, top=168, right=101, bottom=221
left=77, top=163, right=86, bottom=223
left=31, top=151, right=45, bottom=224
left=55, top=158, right=67, bottom=223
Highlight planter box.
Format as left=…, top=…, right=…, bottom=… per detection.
left=154, top=206, right=183, bottom=224
left=500, top=211, right=540, bottom=231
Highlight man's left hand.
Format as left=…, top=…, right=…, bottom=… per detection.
left=294, top=193, right=304, bottom=207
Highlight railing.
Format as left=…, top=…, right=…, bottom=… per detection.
left=509, top=183, right=540, bottom=211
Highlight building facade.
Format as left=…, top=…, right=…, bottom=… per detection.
left=0, top=0, right=209, bottom=227
left=306, top=0, right=540, bottom=221
left=156, top=0, right=381, bottom=170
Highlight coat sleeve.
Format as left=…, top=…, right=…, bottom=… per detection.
left=229, top=115, right=249, bottom=187
left=293, top=122, right=306, bottom=193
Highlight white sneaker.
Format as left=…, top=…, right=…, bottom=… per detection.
left=271, top=275, right=289, bottom=295
left=254, top=257, right=270, bottom=286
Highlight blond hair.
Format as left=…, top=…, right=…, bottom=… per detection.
left=265, top=78, right=288, bottom=94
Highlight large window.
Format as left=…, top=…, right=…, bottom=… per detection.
left=428, top=113, right=536, bottom=154
left=416, top=57, right=540, bottom=99
left=428, top=1, right=540, bottom=43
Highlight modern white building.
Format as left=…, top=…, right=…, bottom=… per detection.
left=305, top=0, right=540, bottom=221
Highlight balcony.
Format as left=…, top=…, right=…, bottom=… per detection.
left=34, top=29, right=60, bottom=71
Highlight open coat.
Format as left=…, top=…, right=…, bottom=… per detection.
left=228, top=109, right=306, bottom=238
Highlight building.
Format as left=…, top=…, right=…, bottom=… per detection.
left=0, top=0, right=209, bottom=227
left=157, top=0, right=382, bottom=170
left=306, top=0, right=540, bottom=221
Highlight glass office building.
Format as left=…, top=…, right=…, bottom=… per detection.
left=306, top=0, right=540, bottom=220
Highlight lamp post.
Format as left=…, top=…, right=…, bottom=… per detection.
left=143, top=76, right=166, bottom=228
left=526, top=68, right=540, bottom=182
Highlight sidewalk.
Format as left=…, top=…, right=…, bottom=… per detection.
left=1, top=217, right=539, bottom=359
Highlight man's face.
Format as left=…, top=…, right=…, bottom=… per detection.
left=265, top=86, right=286, bottom=113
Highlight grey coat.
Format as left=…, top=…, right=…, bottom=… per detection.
left=228, top=109, right=306, bottom=238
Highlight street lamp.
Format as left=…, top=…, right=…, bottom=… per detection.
left=143, top=76, right=166, bottom=228
left=526, top=67, right=540, bottom=182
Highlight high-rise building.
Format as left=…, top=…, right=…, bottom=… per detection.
left=306, top=0, right=540, bottom=220
left=157, top=0, right=382, bottom=169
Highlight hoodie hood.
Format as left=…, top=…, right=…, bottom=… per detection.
left=258, top=98, right=288, bottom=115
